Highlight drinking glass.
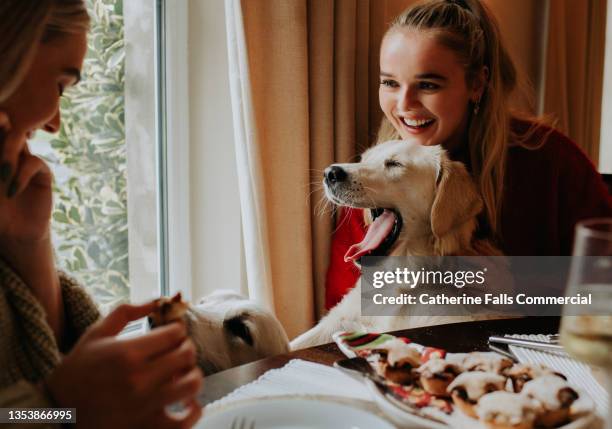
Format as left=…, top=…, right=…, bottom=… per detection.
left=560, top=218, right=612, bottom=428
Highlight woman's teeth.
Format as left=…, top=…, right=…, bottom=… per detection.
left=401, top=118, right=435, bottom=128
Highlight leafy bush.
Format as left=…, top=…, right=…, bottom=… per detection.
left=45, top=0, right=128, bottom=313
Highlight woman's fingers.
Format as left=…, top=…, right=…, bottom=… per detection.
left=122, top=322, right=188, bottom=360
left=156, top=366, right=204, bottom=408
left=85, top=301, right=158, bottom=340
left=179, top=399, right=204, bottom=428
left=5, top=151, right=52, bottom=198
left=142, top=338, right=198, bottom=389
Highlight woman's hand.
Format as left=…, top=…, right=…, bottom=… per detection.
left=0, top=112, right=64, bottom=340
left=0, top=111, right=53, bottom=245
left=46, top=302, right=204, bottom=429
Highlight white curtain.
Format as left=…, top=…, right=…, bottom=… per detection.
left=224, top=0, right=275, bottom=313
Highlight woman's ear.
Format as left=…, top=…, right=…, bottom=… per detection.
left=471, top=65, right=489, bottom=102
left=430, top=156, right=483, bottom=240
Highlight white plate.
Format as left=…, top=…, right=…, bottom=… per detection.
left=198, top=396, right=397, bottom=429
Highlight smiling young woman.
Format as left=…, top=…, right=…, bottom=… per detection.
left=325, top=0, right=612, bottom=309
left=0, top=2, right=203, bottom=427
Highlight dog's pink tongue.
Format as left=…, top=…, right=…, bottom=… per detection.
left=344, top=210, right=396, bottom=262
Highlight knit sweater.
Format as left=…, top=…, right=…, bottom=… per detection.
left=325, top=123, right=612, bottom=309
left=0, top=258, right=100, bottom=426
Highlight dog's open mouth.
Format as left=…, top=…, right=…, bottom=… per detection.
left=344, top=208, right=403, bottom=262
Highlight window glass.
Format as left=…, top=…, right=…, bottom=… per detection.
left=30, top=0, right=127, bottom=313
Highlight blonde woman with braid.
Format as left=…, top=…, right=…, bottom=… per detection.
left=325, top=0, right=612, bottom=309
left=0, top=1, right=203, bottom=427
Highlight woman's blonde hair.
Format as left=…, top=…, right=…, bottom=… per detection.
left=0, top=0, right=89, bottom=103
left=378, top=0, right=529, bottom=238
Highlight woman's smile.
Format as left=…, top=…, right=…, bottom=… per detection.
left=397, top=115, right=437, bottom=134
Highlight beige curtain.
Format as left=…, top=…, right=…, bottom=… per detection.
left=541, top=0, right=607, bottom=165
left=237, top=0, right=370, bottom=338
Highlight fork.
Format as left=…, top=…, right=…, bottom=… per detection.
left=229, top=416, right=255, bottom=429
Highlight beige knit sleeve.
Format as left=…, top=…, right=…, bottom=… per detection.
left=58, top=272, right=101, bottom=353
left=0, top=380, right=59, bottom=429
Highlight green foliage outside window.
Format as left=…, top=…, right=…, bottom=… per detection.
left=45, top=0, right=128, bottom=313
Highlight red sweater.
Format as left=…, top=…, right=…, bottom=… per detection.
left=325, top=124, right=612, bottom=309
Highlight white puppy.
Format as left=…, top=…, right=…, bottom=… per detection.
left=291, top=140, right=504, bottom=349
left=187, top=290, right=289, bottom=374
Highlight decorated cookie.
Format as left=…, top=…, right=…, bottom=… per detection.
left=447, top=371, right=507, bottom=418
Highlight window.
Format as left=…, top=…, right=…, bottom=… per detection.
left=31, top=0, right=243, bottom=311
left=31, top=0, right=128, bottom=313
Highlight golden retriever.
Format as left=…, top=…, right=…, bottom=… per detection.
left=188, top=290, right=290, bottom=374
left=291, top=140, right=503, bottom=349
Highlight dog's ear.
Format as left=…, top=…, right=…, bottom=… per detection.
left=430, top=156, right=483, bottom=240
left=224, top=315, right=254, bottom=346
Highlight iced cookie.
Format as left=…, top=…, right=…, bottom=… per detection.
left=476, top=391, right=537, bottom=429
left=521, top=375, right=579, bottom=428
left=376, top=338, right=421, bottom=384
left=447, top=371, right=506, bottom=418
left=505, top=363, right=566, bottom=393
left=462, top=352, right=513, bottom=374
left=416, top=357, right=462, bottom=397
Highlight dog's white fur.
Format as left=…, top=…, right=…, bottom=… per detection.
left=188, top=290, right=289, bottom=374
left=291, top=140, right=504, bottom=349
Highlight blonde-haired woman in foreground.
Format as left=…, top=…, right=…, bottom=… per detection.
left=0, top=1, right=203, bottom=427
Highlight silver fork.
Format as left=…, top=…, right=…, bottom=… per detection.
left=229, top=416, right=255, bottom=429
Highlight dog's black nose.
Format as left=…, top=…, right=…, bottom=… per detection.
left=325, top=166, right=348, bottom=184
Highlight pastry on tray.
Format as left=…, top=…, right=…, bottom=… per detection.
left=375, top=337, right=422, bottom=385
left=476, top=391, right=537, bottom=429
left=506, top=363, right=567, bottom=393
left=416, top=357, right=462, bottom=397
left=521, top=375, right=579, bottom=428
left=148, top=292, right=189, bottom=328
left=447, top=371, right=507, bottom=418
left=333, top=331, right=595, bottom=428
left=462, top=351, right=513, bottom=374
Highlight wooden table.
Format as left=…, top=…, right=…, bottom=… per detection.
left=198, top=316, right=560, bottom=405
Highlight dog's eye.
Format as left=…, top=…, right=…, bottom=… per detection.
left=384, top=159, right=402, bottom=168
left=224, top=315, right=254, bottom=346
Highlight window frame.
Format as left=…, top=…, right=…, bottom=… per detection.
left=156, top=0, right=193, bottom=300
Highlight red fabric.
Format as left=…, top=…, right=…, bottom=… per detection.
left=324, top=122, right=612, bottom=309
left=325, top=207, right=366, bottom=309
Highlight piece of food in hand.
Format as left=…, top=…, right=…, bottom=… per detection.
left=378, top=338, right=421, bottom=384
left=447, top=371, right=507, bottom=418
left=416, top=357, right=462, bottom=397
left=521, top=375, right=579, bottom=428
left=462, top=352, right=513, bottom=374
left=476, top=391, right=537, bottom=429
left=149, top=292, right=189, bottom=328
left=505, top=363, right=566, bottom=393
